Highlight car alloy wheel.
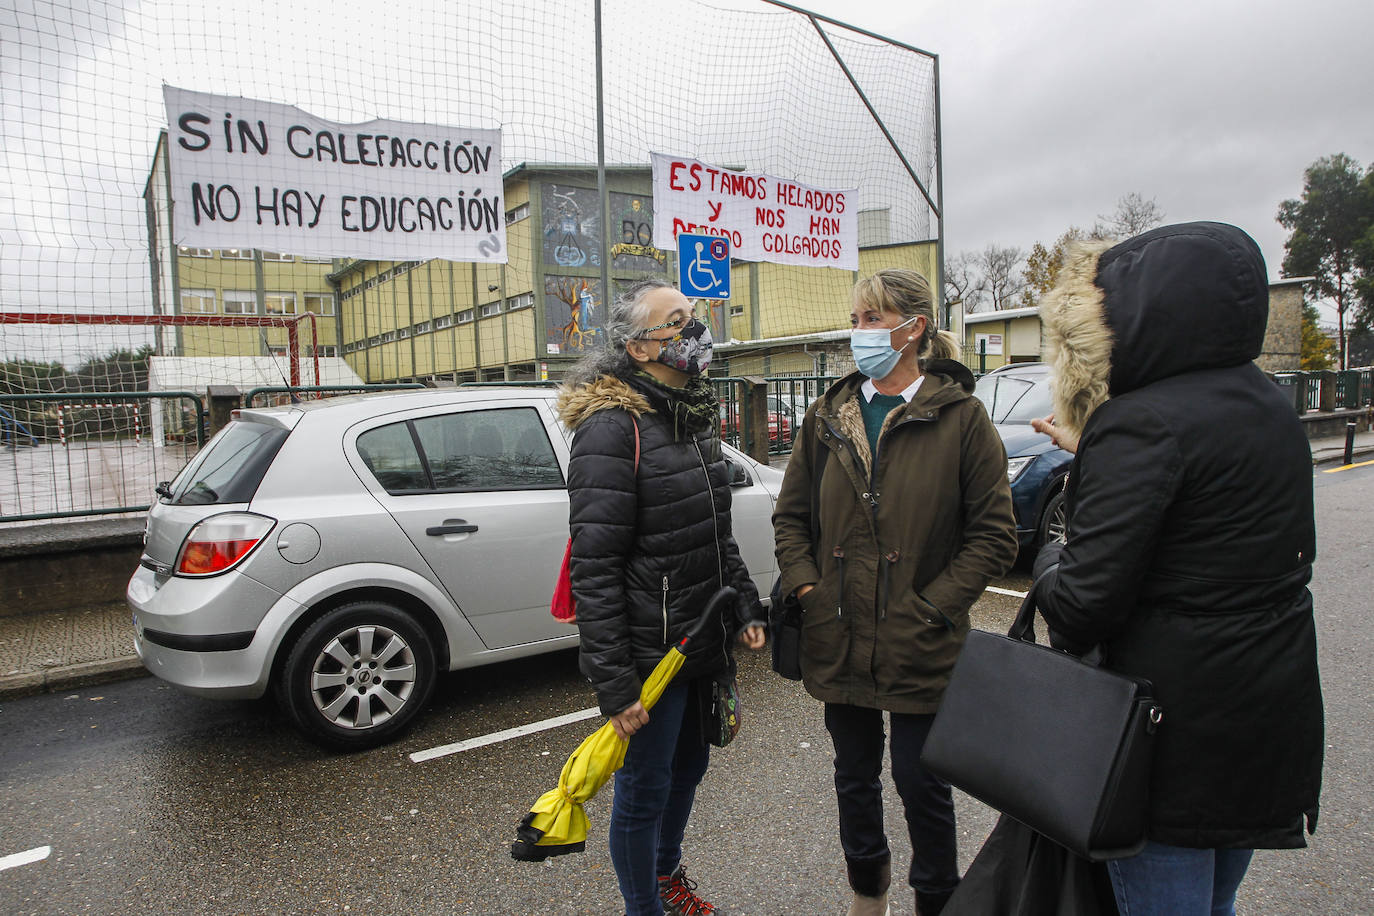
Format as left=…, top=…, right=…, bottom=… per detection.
left=279, top=601, right=436, bottom=750
left=310, top=623, right=417, bottom=729
left=1038, top=490, right=1068, bottom=549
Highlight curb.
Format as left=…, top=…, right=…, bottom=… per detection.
left=0, top=656, right=147, bottom=701
left=1313, top=446, right=1374, bottom=467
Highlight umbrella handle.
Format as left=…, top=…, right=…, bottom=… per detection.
left=680, top=586, right=739, bottom=648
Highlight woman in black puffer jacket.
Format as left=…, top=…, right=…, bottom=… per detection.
left=1031, top=222, right=1324, bottom=916
left=557, top=277, right=766, bottom=916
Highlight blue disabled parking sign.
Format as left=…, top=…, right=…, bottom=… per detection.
left=677, top=233, right=731, bottom=300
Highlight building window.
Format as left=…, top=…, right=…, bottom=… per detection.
left=480, top=302, right=501, bottom=318
left=505, top=292, right=534, bottom=311
left=221, top=248, right=253, bottom=260
left=398, top=327, right=411, bottom=339
left=414, top=320, right=434, bottom=335
left=303, top=293, right=334, bottom=316
left=457, top=309, right=474, bottom=325
left=260, top=251, right=293, bottom=262
left=505, top=203, right=530, bottom=225
left=223, top=290, right=256, bottom=315
left=381, top=330, right=398, bottom=343
left=267, top=345, right=290, bottom=358
left=178, top=245, right=213, bottom=258
left=730, top=304, right=744, bottom=317
left=434, top=314, right=455, bottom=330
left=313, top=345, right=338, bottom=357
left=264, top=292, right=298, bottom=315
left=368, top=335, right=382, bottom=347
left=300, top=255, right=333, bottom=264
left=179, top=288, right=216, bottom=314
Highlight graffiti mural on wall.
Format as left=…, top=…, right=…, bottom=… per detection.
left=544, top=276, right=604, bottom=355
left=541, top=185, right=601, bottom=269
left=609, top=192, right=668, bottom=274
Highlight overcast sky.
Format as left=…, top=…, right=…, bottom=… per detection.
left=804, top=0, right=1374, bottom=317
left=2, top=0, right=1372, bottom=361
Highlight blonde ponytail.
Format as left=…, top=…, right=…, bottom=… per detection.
left=927, top=329, right=960, bottom=362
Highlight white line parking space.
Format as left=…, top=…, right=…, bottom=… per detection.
left=0, top=845, right=51, bottom=872
left=985, top=586, right=1029, bottom=598
left=410, top=706, right=601, bottom=763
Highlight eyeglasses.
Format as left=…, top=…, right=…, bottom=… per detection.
left=635, top=308, right=699, bottom=339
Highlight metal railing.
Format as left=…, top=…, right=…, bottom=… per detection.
left=244, top=383, right=428, bottom=408
left=1, top=391, right=206, bottom=523
left=1272, top=368, right=1374, bottom=413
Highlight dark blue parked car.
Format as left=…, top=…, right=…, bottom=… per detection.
left=973, top=363, right=1071, bottom=554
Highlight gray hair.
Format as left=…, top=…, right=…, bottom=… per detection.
left=562, top=277, right=673, bottom=387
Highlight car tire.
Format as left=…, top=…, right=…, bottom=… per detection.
left=277, top=601, right=436, bottom=751
left=1035, top=490, right=1068, bottom=552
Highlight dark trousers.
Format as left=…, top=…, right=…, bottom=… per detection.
left=824, top=703, right=959, bottom=894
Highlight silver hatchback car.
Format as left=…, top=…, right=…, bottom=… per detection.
left=128, top=387, right=783, bottom=750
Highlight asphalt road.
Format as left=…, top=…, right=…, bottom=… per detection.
left=0, top=462, right=1370, bottom=914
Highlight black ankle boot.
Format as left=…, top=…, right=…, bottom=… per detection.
left=915, top=885, right=956, bottom=916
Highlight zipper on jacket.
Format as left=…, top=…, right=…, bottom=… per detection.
left=693, top=437, right=732, bottom=670
left=661, top=575, right=670, bottom=646
left=832, top=546, right=845, bottom=617
left=879, top=548, right=900, bottom=620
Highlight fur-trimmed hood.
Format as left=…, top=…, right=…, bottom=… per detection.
left=556, top=375, right=650, bottom=431
left=1040, top=221, right=1269, bottom=435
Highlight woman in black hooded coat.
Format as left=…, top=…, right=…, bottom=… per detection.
left=1029, top=222, right=1324, bottom=915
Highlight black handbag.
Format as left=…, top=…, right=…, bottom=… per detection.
left=921, top=580, right=1162, bottom=861
left=768, top=580, right=803, bottom=680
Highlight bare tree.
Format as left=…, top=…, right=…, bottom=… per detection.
left=944, top=250, right=986, bottom=313
left=978, top=244, right=1028, bottom=311
left=1094, top=192, right=1165, bottom=240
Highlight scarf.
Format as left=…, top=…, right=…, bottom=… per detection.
left=630, top=370, right=719, bottom=441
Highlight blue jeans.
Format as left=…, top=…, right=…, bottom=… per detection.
left=1107, top=842, right=1253, bottom=916
left=609, top=680, right=710, bottom=916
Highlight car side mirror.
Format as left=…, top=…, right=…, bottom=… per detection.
left=727, top=459, right=751, bottom=488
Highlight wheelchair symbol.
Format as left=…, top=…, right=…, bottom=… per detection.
left=688, top=242, right=726, bottom=294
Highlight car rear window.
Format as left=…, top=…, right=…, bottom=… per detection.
left=169, top=419, right=289, bottom=505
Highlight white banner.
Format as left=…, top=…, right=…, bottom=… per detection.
left=650, top=152, right=857, bottom=271
left=164, top=87, right=505, bottom=262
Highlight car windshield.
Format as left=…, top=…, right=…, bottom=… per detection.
left=169, top=419, right=289, bottom=505
left=974, top=371, right=1054, bottom=424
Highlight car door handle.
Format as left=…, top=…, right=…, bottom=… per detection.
left=426, top=519, right=479, bottom=536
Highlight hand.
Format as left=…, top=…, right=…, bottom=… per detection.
left=610, top=701, right=649, bottom=740
left=738, top=624, right=766, bottom=650
left=1031, top=414, right=1079, bottom=455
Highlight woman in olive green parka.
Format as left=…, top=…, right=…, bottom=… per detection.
left=772, top=269, right=1017, bottom=916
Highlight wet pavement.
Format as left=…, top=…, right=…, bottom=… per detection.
left=0, top=444, right=1370, bottom=913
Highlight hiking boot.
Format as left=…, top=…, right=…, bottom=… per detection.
left=658, top=865, right=723, bottom=915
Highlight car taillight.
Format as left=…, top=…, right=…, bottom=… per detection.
left=175, top=513, right=275, bottom=576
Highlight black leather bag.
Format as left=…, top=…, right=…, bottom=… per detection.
left=768, top=579, right=803, bottom=681
left=921, top=581, right=1162, bottom=861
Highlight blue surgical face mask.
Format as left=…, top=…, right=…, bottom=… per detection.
left=850, top=314, right=919, bottom=379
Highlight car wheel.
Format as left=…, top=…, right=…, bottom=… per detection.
left=1036, top=490, right=1068, bottom=550
left=278, top=601, right=436, bottom=751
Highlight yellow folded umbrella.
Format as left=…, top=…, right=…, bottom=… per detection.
left=510, top=587, right=736, bottom=862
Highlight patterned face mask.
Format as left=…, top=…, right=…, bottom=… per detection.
left=642, top=317, right=713, bottom=376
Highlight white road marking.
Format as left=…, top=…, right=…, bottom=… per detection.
left=411, top=583, right=1027, bottom=764
left=0, top=846, right=51, bottom=872
left=409, top=706, right=602, bottom=763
